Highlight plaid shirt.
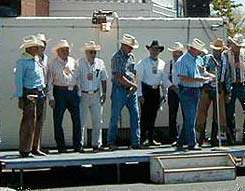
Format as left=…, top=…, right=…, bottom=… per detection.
left=111, top=49, right=136, bottom=87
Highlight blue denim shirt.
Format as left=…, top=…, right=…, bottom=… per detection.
left=15, top=52, right=45, bottom=97
left=176, top=51, right=204, bottom=88
left=111, top=49, right=136, bottom=87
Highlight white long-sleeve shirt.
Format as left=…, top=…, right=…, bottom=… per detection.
left=135, top=57, right=172, bottom=97
left=47, top=56, right=80, bottom=100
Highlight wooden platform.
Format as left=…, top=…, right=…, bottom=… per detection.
left=0, top=145, right=244, bottom=170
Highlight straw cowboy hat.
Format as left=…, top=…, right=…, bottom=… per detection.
left=19, top=35, right=44, bottom=50
left=53, top=39, right=71, bottom=52
left=168, top=42, right=184, bottom=52
left=210, top=38, right=227, bottom=50
left=146, top=40, right=164, bottom=52
left=228, top=33, right=245, bottom=47
left=121, top=33, right=139, bottom=49
left=82, top=41, right=101, bottom=51
left=188, top=38, right=208, bottom=54
left=36, top=33, right=50, bottom=43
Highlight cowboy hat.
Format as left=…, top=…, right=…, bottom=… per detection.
left=228, top=33, right=245, bottom=47
left=188, top=38, right=208, bottom=54
left=146, top=40, right=164, bottom=52
left=168, top=42, right=184, bottom=52
left=121, top=33, right=139, bottom=49
left=19, top=35, right=44, bottom=50
left=210, top=38, right=227, bottom=50
left=82, top=41, right=101, bottom=51
left=53, top=39, right=71, bottom=52
left=36, top=33, right=51, bottom=43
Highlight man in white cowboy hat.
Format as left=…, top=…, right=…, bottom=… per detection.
left=107, top=33, right=141, bottom=150
left=135, top=40, right=174, bottom=146
left=166, top=42, right=184, bottom=144
left=47, top=39, right=82, bottom=153
left=174, top=38, right=215, bottom=150
left=15, top=35, right=47, bottom=157
left=196, top=38, right=234, bottom=147
left=226, top=33, right=245, bottom=144
left=78, top=41, right=108, bottom=152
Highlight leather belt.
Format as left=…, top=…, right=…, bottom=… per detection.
left=142, top=82, right=159, bottom=90
left=54, top=85, right=76, bottom=91
left=81, top=89, right=99, bottom=95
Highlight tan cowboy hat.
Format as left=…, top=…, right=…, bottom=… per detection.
left=188, top=38, right=208, bottom=54
left=146, top=40, right=164, bottom=52
left=82, top=41, right=101, bottom=51
left=228, top=33, right=245, bottom=47
left=36, top=33, right=51, bottom=43
left=53, top=39, right=71, bottom=52
left=121, top=33, right=139, bottom=49
left=19, top=35, right=44, bottom=50
left=168, top=42, right=184, bottom=52
left=210, top=38, right=227, bottom=50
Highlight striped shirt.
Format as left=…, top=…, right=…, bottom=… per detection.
left=111, top=49, right=136, bottom=87
left=15, top=52, right=45, bottom=97
left=176, top=51, right=204, bottom=88
left=36, top=54, right=48, bottom=84
left=165, top=59, right=178, bottom=86
left=228, top=48, right=245, bottom=83
left=78, top=57, right=108, bottom=92
left=47, top=56, right=80, bottom=100
left=135, top=57, right=172, bottom=96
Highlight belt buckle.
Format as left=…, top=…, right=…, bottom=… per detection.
left=88, top=91, right=94, bottom=95
left=68, top=86, right=74, bottom=91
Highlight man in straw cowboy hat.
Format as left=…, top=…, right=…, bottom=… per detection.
left=174, top=38, right=215, bottom=150
left=226, top=33, right=245, bottom=144
left=166, top=42, right=184, bottom=144
left=47, top=39, right=81, bottom=153
left=135, top=40, right=175, bottom=146
left=78, top=41, right=108, bottom=152
left=107, top=33, right=141, bottom=150
left=196, top=38, right=234, bottom=147
left=15, top=35, right=47, bottom=157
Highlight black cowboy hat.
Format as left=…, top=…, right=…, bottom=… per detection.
left=146, top=40, right=164, bottom=52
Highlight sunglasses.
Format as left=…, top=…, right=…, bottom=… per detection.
left=88, top=50, right=97, bottom=55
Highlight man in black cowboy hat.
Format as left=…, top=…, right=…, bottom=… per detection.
left=135, top=40, right=176, bottom=146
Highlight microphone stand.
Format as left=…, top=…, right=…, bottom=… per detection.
left=210, top=55, right=230, bottom=151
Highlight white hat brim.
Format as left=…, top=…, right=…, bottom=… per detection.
left=188, top=44, right=208, bottom=54
left=121, top=40, right=139, bottom=49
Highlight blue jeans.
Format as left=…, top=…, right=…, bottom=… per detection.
left=178, top=86, right=200, bottom=147
left=107, top=85, right=140, bottom=146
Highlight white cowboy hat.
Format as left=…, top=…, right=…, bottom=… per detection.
left=19, top=35, right=44, bottom=50
left=228, top=33, right=245, bottom=47
left=36, top=33, right=50, bottom=43
left=120, top=33, right=139, bottom=49
left=188, top=38, right=208, bottom=54
left=210, top=38, right=227, bottom=50
left=82, top=41, right=101, bottom=51
left=53, top=39, right=71, bottom=52
left=168, top=42, right=184, bottom=52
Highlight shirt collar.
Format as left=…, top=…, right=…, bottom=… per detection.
left=21, top=52, right=35, bottom=60
left=57, top=56, right=68, bottom=65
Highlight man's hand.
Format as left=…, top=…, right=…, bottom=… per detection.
left=18, top=98, right=24, bottom=110
left=168, top=85, right=178, bottom=93
left=138, top=96, right=144, bottom=105
left=100, top=94, right=106, bottom=105
left=225, top=95, right=231, bottom=104
left=49, top=100, right=55, bottom=109
left=130, top=83, right=137, bottom=92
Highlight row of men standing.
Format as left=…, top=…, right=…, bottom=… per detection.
left=14, top=32, right=245, bottom=157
